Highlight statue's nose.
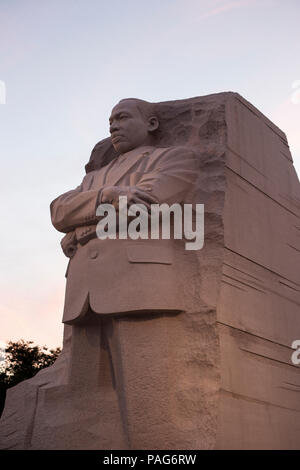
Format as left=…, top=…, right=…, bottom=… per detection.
left=109, top=121, right=119, bottom=133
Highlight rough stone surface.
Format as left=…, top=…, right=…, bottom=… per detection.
left=0, top=92, right=299, bottom=449
left=216, top=95, right=300, bottom=449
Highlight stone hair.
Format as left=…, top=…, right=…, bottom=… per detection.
left=118, top=98, right=158, bottom=121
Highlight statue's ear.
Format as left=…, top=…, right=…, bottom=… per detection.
left=148, top=116, right=159, bottom=132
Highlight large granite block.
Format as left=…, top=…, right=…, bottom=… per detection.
left=0, top=92, right=299, bottom=449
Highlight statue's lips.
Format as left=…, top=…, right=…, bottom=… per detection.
left=111, top=135, right=125, bottom=143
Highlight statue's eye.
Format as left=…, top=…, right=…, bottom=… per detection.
left=119, top=114, right=128, bottom=120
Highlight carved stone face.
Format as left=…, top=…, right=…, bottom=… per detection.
left=109, top=100, right=156, bottom=154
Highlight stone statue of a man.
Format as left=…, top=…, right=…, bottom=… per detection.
left=42, top=98, right=198, bottom=448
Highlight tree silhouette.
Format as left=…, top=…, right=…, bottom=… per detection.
left=0, top=339, right=61, bottom=417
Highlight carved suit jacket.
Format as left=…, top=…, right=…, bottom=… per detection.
left=50, top=145, right=197, bottom=324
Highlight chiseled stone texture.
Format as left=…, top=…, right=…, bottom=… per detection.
left=216, top=94, right=300, bottom=449
left=0, top=92, right=299, bottom=449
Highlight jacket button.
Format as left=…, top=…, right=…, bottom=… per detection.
left=90, top=250, right=98, bottom=259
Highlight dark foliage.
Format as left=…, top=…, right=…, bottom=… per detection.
left=0, top=339, right=61, bottom=417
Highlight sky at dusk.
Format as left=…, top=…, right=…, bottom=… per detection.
left=0, top=0, right=300, bottom=349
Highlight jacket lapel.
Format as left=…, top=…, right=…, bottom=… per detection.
left=91, top=157, right=117, bottom=188
left=105, top=146, right=156, bottom=186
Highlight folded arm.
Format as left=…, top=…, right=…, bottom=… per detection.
left=100, top=147, right=198, bottom=208
left=50, top=173, right=102, bottom=233
left=136, top=146, right=198, bottom=205
left=51, top=146, right=197, bottom=235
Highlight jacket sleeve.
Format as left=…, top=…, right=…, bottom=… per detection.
left=50, top=173, right=102, bottom=233
left=134, top=147, right=198, bottom=205
left=50, top=147, right=198, bottom=233
left=60, top=231, right=78, bottom=258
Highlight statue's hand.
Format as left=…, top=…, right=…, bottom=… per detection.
left=60, top=231, right=77, bottom=258
left=100, top=186, right=158, bottom=211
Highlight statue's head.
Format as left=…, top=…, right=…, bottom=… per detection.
left=109, top=98, right=159, bottom=153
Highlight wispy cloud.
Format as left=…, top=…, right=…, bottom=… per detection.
left=291, top=80, right=300, bottom=105
left=197, top=0, right=257, bottom=21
